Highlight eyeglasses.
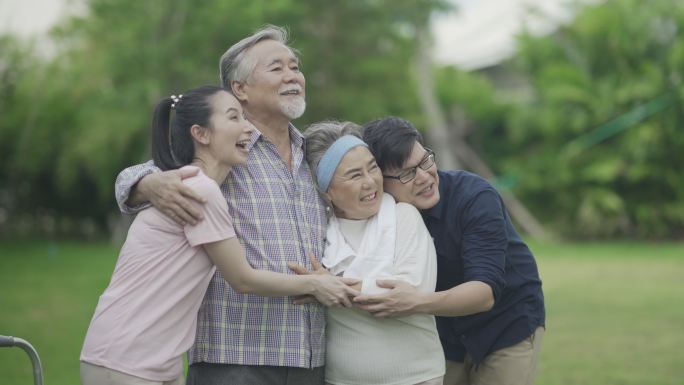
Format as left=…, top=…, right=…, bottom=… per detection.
left=383, top=148, right=435, bottom=184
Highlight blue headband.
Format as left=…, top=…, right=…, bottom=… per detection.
left=316, top=135, right=367, bottom=192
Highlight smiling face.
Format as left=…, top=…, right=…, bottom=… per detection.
left=203, top=90, right=253, bottom=167
left=326, top=146, right=383, bottom=220
left=237, top=39, right=306, bottom=121
left=382, top=141, right=440, bottom=210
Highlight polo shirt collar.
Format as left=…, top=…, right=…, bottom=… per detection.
left=246, top=122, right=303, bottom=150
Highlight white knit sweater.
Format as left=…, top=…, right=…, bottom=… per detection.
left=324, top=197, right=445, bottom=385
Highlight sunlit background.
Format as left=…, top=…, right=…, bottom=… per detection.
left=1, top=0, right=683, bottom=384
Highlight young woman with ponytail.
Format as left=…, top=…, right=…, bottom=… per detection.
left=79, top=86, right=358, bottom=385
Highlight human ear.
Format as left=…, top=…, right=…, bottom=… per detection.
left=190, top=124, right=211, bottom=145
left=321, top=190, right=336, bottom=207
left=231, top=81, right=248, bottom=102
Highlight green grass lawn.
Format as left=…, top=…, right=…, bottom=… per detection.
left=1, top=239, right=683, bottom=384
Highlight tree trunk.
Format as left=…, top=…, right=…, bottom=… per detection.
left=413, top=25, right=548, bottom=239
left=414, top=27, right=460, bottom=171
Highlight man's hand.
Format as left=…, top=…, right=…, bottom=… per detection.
left=288, top=253, right=359, bottom=307
left=353, top=279, right=423, bottom=318
left=135, top=167, right=206, bottom=225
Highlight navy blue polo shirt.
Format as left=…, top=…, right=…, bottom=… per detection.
left=422, top=170, right=545, bottom=364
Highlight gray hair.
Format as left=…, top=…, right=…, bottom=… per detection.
left=304, top=120, right=363, bottom=192
left=219, top=25, right=294, bottom=87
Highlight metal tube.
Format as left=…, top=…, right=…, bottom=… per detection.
left=0, top=335, right=44, bottom=385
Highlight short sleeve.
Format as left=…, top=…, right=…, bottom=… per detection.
left=183, top=175, right=236, bottom=247
left=460, top=189, right=507, bottom=301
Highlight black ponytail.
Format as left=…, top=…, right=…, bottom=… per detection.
left=151, top=97, right=177, bottom=171
left=150, top=85, right=227, bottom=171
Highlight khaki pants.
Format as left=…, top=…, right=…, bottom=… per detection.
left=443, top=327, right=544, bottom=385
left=327, top=376, right=443, bottom=385
left=80, top=362, right=184, bottom=385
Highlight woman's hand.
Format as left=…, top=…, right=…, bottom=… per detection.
left=309, top=275, right=360, bottom=308
left=288, top=252, right=360, bottom=307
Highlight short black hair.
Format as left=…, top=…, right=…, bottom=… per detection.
left=361, top=116, right=424, bottom=171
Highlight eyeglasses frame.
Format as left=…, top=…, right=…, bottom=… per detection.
left=382, top=148, right=435, bottom=184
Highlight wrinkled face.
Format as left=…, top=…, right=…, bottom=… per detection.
left=241, top=39, right=306, bottom=120
left=206, top=91, right=253, bottom=166
left=382, top=141, right=440, bottom=210
left=326, top=146, right=383, bottom=220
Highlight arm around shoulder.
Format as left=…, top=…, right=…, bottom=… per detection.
left=115, top=160, right=160, bottom=214
left=118, top=164, right=206, bottom=225
left=354, top=200, right=496, bottom=317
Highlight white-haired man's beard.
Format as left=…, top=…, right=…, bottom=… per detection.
left=279, top=96, right=306, bottom=120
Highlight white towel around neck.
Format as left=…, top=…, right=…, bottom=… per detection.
left=322, top=193, right=397, bottom=293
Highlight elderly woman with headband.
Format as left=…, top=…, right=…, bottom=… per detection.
left=303, top=121, right=445, bottom=385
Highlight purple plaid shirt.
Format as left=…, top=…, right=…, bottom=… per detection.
left=115, top=125, right=327, bottom=368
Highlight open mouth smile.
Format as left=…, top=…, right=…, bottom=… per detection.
left=236, top=139, right=250, bottom=150
left=279, top=88, right=301, bottom=96
left=361, top=192, right=377, bottom=202
left=417, top=184, right=433, bottom=195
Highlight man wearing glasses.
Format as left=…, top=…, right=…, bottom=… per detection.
left=356, top=116, right=545, bottom=385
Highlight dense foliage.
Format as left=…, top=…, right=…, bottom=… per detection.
left=2, top=0, right=683, bottom=239
left=505, top=0, right=684, bottom=238
left=0, top=0, right=446, bottom=236
left=437, top=0, right=684, bottom=239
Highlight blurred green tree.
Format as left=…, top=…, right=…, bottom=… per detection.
left=493, top=0, right=684, bottom=238
left=0, top=0, right=447, bottom=236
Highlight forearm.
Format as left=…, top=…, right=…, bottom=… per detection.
left=233, top=269, right=319, bottom=297
left=206, top=239, right=319, bottom=297
left=416, top=281, right=494, bottom=317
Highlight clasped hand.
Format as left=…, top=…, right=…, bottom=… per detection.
left=287, top=253, right=360, bottom=308
left=289, top=256, right=420, bottom=317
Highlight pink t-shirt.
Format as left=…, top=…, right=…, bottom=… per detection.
left=80, top=171, right=235, bottom=381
